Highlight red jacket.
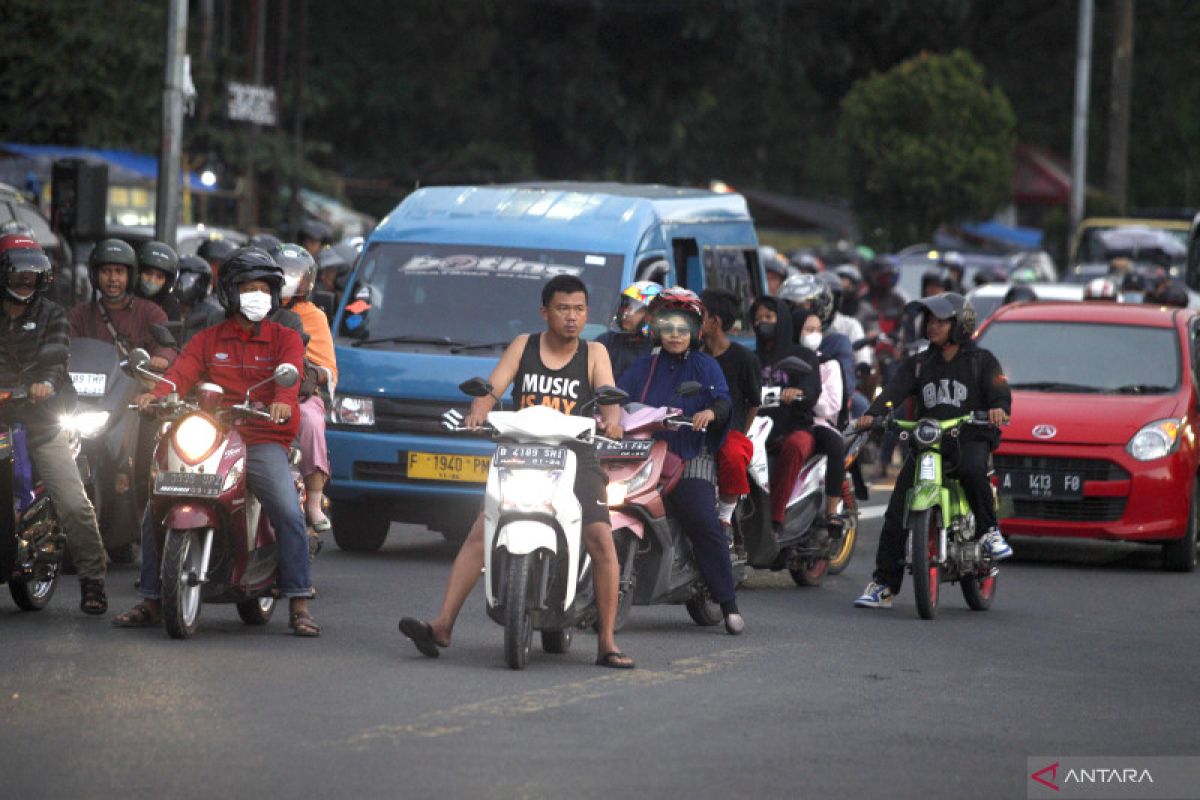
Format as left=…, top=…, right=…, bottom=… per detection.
left=153, top=318, right=304, bottom=448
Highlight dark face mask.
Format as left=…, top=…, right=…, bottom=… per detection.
left=755, top=322, right=776, bottom=339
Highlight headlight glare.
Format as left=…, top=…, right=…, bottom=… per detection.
left=60, top=410, right=110, bottom=438
left=332, top=396, right=375, bottom=426
left=172, top=414, right=220, bottom=465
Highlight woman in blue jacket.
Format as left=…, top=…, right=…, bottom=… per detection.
left=617, top=288, right=744, bottom=634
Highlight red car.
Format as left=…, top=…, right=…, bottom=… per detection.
left=974, top=301, right=1199, bottom=571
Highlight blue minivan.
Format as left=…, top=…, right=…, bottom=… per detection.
left=326, top=182, right=762, bottom=550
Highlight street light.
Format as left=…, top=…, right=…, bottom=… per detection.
left=200, top=170, right=217, bottom=188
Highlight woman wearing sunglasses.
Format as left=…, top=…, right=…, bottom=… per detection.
left=616, top=287, right=744, bottom=634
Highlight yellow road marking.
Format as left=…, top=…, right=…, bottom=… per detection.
left=346, top=647, right=757, bottom=748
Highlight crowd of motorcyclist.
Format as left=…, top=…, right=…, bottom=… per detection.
left=0, top=217, right=344, bottom=635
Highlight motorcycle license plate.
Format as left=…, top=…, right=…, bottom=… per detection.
left=493, top=444, right=567, bottom=470
left=406, top=451, right=490, bottom=482
left=69, top=372, right=107, bottom=397
left=997, top=470, right=1084, bottom=500
left=154, top=471, right=222, bottom=497
left=594, top=439, right=653, bottom=460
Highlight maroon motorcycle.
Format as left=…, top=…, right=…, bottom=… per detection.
left=130, top=349, right=304, bottom=639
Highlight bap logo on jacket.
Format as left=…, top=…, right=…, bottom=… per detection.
left=922, top=379, right=968, bottom=409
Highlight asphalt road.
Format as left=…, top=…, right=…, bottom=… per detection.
left=2, top=493, right=1198, bottom=800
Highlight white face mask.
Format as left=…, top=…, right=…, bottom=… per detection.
left=239, top=290, right=273, bottom=322
left=801, top=331, right=823, bottom=351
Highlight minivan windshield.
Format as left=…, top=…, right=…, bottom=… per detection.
left=975, top=320, right=1180, bottom=394
left=340, top=242, right=625, bottom=348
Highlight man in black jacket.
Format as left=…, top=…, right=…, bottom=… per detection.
left=0, top=236, right=107, bottom=614
left=853, top=293, right=1011, bottom=609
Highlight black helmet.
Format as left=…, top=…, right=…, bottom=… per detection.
left=0, top=235, right=52, bottom=302
left=816, top=271, right=844, bottom=311
left=865, top=256, right=899, bottom=290
left=88, top=238, right=137, bottom=299
left=921, top=268, right=950, bottom=294
left=247, top=232, right=282, bottom=252
left=272, top=242, right=318, bottom=305
left=790, top=252, right=822, bottom=274
left=297, top=219, right=333, bottom=247
left=175, top=255, right=212, bottom=306
left=1159, top=283, right=1190, bottom=308
left=215, top=247, right=284, bottom=318
left=974, top=266, right=1005, bottom=287
left=777, top=274, right=835, bottom=327
left=904, top=292, right=976, bottom=345
left=316, top=245, right=353, bottom=290
left=1002, top=285, right=1038, bottom=305
left=833, top=263, right=863, bottom=288
left=196, top=237, right=238, bottom=266
left=136, top=240, right=179, bottom=296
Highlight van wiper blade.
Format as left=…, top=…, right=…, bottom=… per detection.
left=1109, top=383, right=1174, bottom=394
left=1008, top=381, right=1102, bottom=393
left=450, top=340, right=510, bottom=354
left=352, top=334, right=466, bottom=348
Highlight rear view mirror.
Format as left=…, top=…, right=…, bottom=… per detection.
left=127, top=348, right=151, bottom=371
left=273, top=363, right=300, bottom=388
left=37, top=344, right=69, bottom=367
left=459, top=377, right=494, bottom=398
left=775, top=356, right=813, bottom=380
left=677, top=381, right=703, bottom=398
left=594, top=385, right=629, bottom=406
left=150, top=322, right=180, bottom=349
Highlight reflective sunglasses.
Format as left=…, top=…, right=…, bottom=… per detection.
left=656, top=322, right=692, bottom=336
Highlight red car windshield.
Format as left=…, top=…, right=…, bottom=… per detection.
left=976, top=320, right=1180, bottom=394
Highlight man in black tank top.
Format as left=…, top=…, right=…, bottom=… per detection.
left=400, top=275, right=634, bottom=669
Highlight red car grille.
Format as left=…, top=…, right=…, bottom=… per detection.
left=1011, top=497, right=1127, bottom=522
left=993, top=455, right=1130, bottom=482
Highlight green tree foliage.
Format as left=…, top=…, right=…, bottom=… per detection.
left=839, top=50, right=1016, bottom=249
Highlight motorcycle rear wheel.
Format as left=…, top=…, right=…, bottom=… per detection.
left=162, top=529, right=203, bottom=639
left=961, top=570, right=997, bottom=611
left=909, top=509, right=941, bottom=621
left=236, top=596, right=276, bottom=625
left=503, top=553, right=534, bottom=669
left=789, top=556, right=829, bottom=587
left=827, top=485, right=859, bottom=575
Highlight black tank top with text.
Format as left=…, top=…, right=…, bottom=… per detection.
left=512, top=333, right=594, bottom=417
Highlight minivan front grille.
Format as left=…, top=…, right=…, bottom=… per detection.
left=372, top=398, right=476, bottom=434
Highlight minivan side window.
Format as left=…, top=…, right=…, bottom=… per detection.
left=702, top=246, right=759, bottom=332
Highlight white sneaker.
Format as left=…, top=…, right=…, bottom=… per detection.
left=981, top=529, right=1013, bottom=560
left=854, top=581, right=894, bottom=609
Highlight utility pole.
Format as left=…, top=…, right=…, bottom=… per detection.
left=1069, top=0, right=1095, bottom=239
left=1105, top=0, right=1135, bottom=214
left=155, top=0, right=189, bottom=247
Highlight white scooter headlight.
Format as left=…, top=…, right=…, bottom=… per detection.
left=498, top=468, right=562, bottom=513
left=60, top=410, right=110, bottom=439
left=172, top=413, right=221, bottom=465
left=605, top=458, right=655, bottom=507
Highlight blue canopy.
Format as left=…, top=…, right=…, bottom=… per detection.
left=0, top=142, right=214, bottom=193
left=960, top=220, right=1043, bottom=249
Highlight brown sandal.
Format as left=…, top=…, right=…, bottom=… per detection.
left=289, top=611, right=321, bottom=637
left=113, top=602, right=161, bottom=628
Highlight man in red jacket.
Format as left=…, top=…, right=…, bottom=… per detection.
left=115, top=248, right=319, bottom=636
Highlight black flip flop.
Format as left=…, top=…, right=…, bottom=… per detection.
left=399, top=617, right=442, bottom=658
left=595, top=651, right=635, bottom=670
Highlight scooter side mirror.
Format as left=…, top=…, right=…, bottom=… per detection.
left=677, top=381, right=703, bottom=398
left=149, top=322, right=180, bottom=350
left=595, top=385, right=628, bottom=406
left=775, top=356, right=812, bottom=377
left=127, top=348, right=151, bottom=372
left=459, top=377, right=494, bottom=398
left=273, top=363, right=300, bottom=388
left=37, top=343, right=69, bottom=367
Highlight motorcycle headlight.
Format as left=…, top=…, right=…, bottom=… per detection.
left=172, top=413, right=220, bottom=465
left=331, top=396, right=375, bottom=426
left=1127, top=418, right=1180, bottom=461
left=914, top=418, right=943, bottom=447
left=606, top=458, right=655, bottom=507
left=60, top=410, right=110, bottom=439
left=498, top=468, right=561, bottom=513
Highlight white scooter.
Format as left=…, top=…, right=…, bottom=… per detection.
left=449, top=377, right=627, bottom=670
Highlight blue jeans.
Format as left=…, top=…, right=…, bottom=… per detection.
left=139, top=442, right=312, bottom=599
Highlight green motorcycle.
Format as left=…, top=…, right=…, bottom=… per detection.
left=887, top=410, right=1001, bottom=620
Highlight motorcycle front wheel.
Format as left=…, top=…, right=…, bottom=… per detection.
left=908, top=509, right=942, bottom=621
left=162, top=529, right=204, bottom=639
left=9, top=565, right=58, bottom=611
left=503, top=553, right=534, bottom=669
